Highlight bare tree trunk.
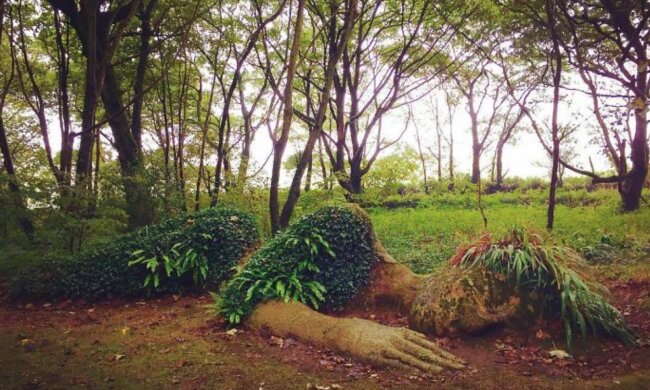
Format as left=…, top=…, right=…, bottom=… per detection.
left=14, top=2, right=63, bottom=187
left=90, top=126, right=101, bottom=214
left=50, top=0, right=151, bottom=229
left=470, top=125, right=481, bottom=185
left=447, top=104, right=455, bottom=187
left=102, top=67, right=155, bottom=229
left=317, top=137, right=329, bottom=189
left=75, top=0, right=99, bottom=202
left=0, top=116, right=34, bottom=238
left=131, top=0, right=157, bottom=150
left=1, top=4, right=34, bottom=238
left=436, top=129, right=442, bottom=181
left=270, top=0, right=305, bottom=233
left=304, top=156, right=312, bottom=192
left=236, top=81, right=252, bottom=191
left=546, top=0, right=561, bottom=230
left=176, top=55, right=189, bottom=210
left=495, top=140, right=505, bottom=188
left=413, top=108, right=429, bottom=194
left=195, top=69, right=217, bottom=211
left=621, top=90, right=648, bottom=210
left=214, top=1, right=287, bottom=207
left=53, top=10, right=73, bottom=192
left=158, top=58, right=172, bottom=212
left=416, top=136, right=428, bottom=194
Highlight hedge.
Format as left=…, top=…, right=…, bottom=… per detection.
left=219, top=205, right=379, bottom=324
left=10, top=207, right=258, bottom=301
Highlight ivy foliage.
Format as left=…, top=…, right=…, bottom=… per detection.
left=10, top=207, right=258, bottom=301
left=217, top=205, right=379, bottom=324
left=451, top=226, right=634, bottom=349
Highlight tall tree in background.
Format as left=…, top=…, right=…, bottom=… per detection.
left=211, top=0, right=287, bottom=206
left=321, top=0, right=460, bottom=195
left=46, top=0, right=158, bottom=229
left=554, top=0, right=649, bottom=211
left=452, top=58, right=510, bottom=185
left=269, top=0, right=305, bottom=233
left=0, top=4, right=34, bottom=238
left=278, top=0, right=358, bottom=229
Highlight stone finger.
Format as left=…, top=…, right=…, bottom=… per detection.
left=373, top=355, right=417, bottom=372
left=382, top=348, right=443, bottom=374
left=394, top=337, right=465, bottom=370
left=404, top=331, right=467, bottom=366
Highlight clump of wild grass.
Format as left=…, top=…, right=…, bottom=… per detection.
left=450, top=226, right=634, bottom=349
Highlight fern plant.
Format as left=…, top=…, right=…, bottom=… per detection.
left=128, top=235, right=211, bottom=290
left=216, top=228, right=332, bottom=325
left=451, top=226, right=634, bottom=349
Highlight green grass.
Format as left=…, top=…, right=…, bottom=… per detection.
left=2, top=189, right=649, bottom=283
left=369, top=204, right=650, bottom=274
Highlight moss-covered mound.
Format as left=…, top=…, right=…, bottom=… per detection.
left=218, top=205, right=379, bottom=324
left=409, top=266, right=543, bottom=336
left=10, top=207, right=258, bottom=301
left=410, top=227, right=633, bottom=348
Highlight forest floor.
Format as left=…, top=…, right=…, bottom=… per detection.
left=1, top=272, right=649, bottom=390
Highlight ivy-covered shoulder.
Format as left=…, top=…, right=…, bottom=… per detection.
left=217, top=205, right=379, bottom=325
left=9, top=207, right=259, bottom=301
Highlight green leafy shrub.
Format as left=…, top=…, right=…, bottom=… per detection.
left=450, top=227, right=634, bottom=348
left=569, top=233, right=620, bottom=263
left=10, top=207, right=258, bottom=301
left=216, top=205, right=379, bottom=324
left=128, top=238, right=211, bottom=289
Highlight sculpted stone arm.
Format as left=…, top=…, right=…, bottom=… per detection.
left=246, top=300, right=466, bottom=373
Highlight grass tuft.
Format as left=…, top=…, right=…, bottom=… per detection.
left=453, top=226, right=635, bottom=349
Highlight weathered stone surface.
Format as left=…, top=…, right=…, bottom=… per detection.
left=409, top=266, right=543, bottom=336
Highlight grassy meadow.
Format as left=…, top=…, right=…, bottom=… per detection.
left=370, top=202, right=650, bottom=274
left=2, top=186, right=649, bottom=281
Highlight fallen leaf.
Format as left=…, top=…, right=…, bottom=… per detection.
left=225, top=328, right=238, bottom=336
left=270, top=336, right=284, bottom=347
left=114, top=354, right=125, bottom=361
left=549, top=349, right=571, bottom=359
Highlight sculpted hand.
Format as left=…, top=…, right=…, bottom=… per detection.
left=247, top=301, right=466, bottom=373
left=333, top=317, right=466, bottom=373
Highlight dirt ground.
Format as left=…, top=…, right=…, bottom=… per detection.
left=1, top=274, right=649, bottom=390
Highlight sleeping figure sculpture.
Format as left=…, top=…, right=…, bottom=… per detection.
left=12, top=205, right=631, bottom=374
left=220, top=205, right=632, bottom=374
